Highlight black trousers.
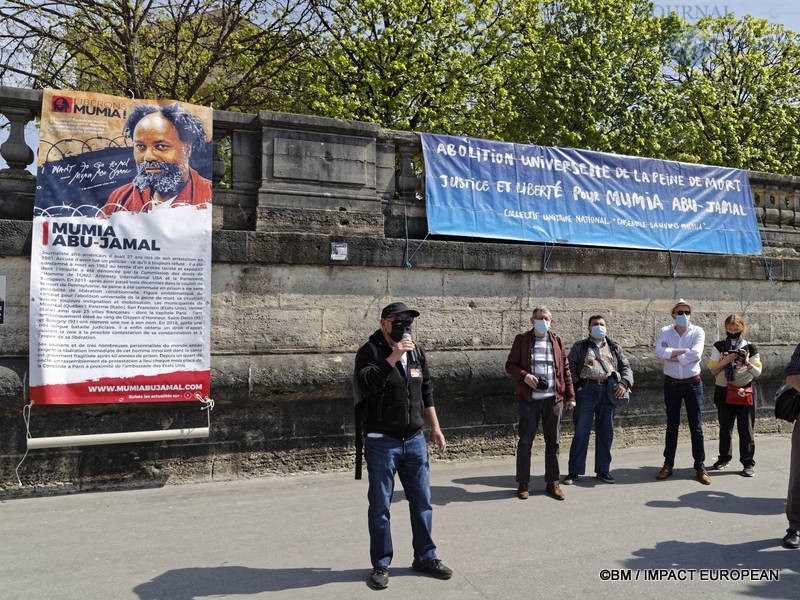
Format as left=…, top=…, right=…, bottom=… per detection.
left=713, top=385, right=755, bottom=467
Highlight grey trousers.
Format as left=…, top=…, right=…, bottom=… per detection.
left=516, top=397, right=563, bottom=485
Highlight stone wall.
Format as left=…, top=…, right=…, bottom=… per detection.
left=3, top=223, right=798, bottom=495
left=1, top=86, right=799, bottom=495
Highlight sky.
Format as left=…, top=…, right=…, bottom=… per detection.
left=2, top=1, right=800, bottom=173
left=653, top=1, right=800, bottom=30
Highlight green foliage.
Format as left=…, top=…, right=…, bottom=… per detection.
left=3, top=0, right=800, bottom=174
left=0, top=0, right=316, bottom=112
left=299, top=0, right=520, bottom=137
left=661, top=14, right=800, bottom=174
left=500, top=0, right=682, bottom=157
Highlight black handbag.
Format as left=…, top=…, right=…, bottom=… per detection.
left=775, top=384, right=800, bottom=423
left=607, top=371, right=631, bottom=408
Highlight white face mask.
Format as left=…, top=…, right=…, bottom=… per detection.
left=534, top=319, right=550, bottom=334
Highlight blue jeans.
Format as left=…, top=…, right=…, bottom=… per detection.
left=663, top=379, right=706, bottom=469
left=365, top=431, right=436, bottom=568
left=568, top=382, right=615, bottom=475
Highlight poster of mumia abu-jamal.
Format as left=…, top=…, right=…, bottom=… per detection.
left=29, top=89, right=212, bottom=404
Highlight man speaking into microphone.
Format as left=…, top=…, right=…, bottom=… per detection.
left=354, top=301, right=452, bottom=589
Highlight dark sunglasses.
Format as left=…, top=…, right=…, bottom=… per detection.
left=675, top=310, right=691, bottom=316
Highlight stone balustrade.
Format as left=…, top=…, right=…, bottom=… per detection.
left=4, top=85, right=799, bottom=252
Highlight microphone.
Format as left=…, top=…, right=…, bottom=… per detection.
left=402, top=332, right=418, bottom=363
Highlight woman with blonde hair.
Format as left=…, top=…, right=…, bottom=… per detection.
left=707, top=315, right=762, bottom=476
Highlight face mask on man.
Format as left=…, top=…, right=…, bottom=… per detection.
left=533, top=319, right=550, bottom=335
left=726, top=331, right=742, bottom=340
left=674, top=314, right=690, bottom=327
left=590, top=325, right=606, bottom=339
left=389, top=316, right=413, bottom=342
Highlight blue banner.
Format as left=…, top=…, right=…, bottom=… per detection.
left=421, top=133, right=762, bottom=255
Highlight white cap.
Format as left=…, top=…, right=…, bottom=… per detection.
left=671, top=298, right=692, bottom=313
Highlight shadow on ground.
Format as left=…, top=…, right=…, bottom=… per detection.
left=133, top=565, right=382, bottom=599
left=626, top=538, right=799, bottom=599
left=646, top=489, right=785, bottom=515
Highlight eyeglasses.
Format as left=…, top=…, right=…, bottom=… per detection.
left=675, top=310, right=691, bottom=316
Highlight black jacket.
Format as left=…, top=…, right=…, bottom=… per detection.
left=355, top=330, right=434, bottom=438
left=567, top=336, right=634, bottom=391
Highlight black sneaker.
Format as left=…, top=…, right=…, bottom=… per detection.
left=711, top=460, right=729, bottom=471
left=412, top=558, right=453, bottom=580
left=562, top=473, right=579, bottom=485
left=782, top=529, right=800, bottom=549
left=596, top=472, right=615, bottom=484
left=370, top=566, right=389, bottom=589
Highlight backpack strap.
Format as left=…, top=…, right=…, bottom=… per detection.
left=354, top=401, right=365, bottom=480
left=590, top=345, right=610, bottom=374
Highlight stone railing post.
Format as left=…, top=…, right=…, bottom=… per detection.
left=209, top=109, right=261, bottom=230
left=396, top=143, right=420, bottom=204
left=211, top=133, right=228, bottom=186
left=749, top=171, right=800, bottom=231
left=0, top=106, right=34, bottom=174
left=778, top=187, right=793, bottom=227
left=382, top=131, right=429, bottom=240
left=0, top=86, right=41, bottom=219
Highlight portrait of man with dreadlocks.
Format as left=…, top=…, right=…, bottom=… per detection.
left=101, top=103, right=212, bottom=215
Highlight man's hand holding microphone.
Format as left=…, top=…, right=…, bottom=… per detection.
left=387, top=333, right=416, bottom=365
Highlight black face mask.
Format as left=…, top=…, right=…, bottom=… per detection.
left=726, top=331, right=742, bottom=340
left=389, top=316, right=413, bottom=342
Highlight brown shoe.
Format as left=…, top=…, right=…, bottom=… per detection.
left=516, top=483, right=529, bottom=500
left=696, top=468, right=712, bottom=485
left=655, top=466, right=673, bottom=480
left=546, top=482, right=565, bottom=501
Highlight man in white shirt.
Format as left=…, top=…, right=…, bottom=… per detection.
left=654, top=299, right=711, bottom=485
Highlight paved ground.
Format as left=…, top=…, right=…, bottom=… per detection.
left=1, top=435, right=798, bottom=599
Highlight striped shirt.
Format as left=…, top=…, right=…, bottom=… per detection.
left=530, top=335, right=555, bottom=399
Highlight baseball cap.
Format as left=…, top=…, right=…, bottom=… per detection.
left=381, top=302, right=420, bottom=319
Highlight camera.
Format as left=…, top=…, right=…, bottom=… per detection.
left=536, top=378, right=549, bottom=391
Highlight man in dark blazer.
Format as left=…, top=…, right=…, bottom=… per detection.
left=505, top=306, right=575, bottom=501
